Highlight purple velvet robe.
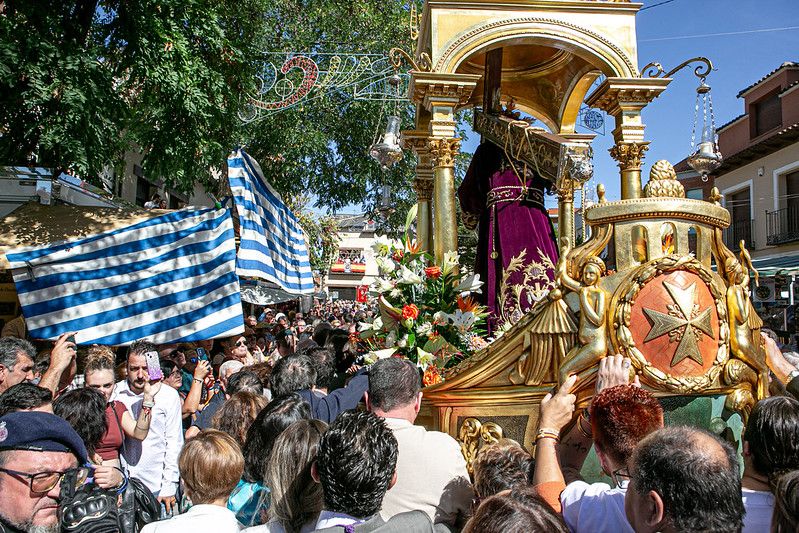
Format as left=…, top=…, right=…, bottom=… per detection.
left=458, top=142, right=559, bottom=334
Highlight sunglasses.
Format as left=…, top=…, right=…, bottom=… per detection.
left=235, top=340, right=247, bottom=347
left=0, top=466, right=91, bottom=494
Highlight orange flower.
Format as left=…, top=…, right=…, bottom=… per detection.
left=457, top=295, right=479, bottom=313
left=406, top=238, right=422, bottom=254
left=423, top=366, right=442, bottom=386
left=424, top=265, right=442, bottom=279
left=401, top=304, right=419, bottom=320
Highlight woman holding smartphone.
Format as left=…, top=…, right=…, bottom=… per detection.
left=83, top=347, right=157, bottom=468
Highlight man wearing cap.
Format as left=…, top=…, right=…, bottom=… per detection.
left=0, top=411, right=89, bottom=532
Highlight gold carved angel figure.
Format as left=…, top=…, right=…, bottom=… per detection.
left=557, top=255, right=609, bottom=386
left=726, top=242, right=768, bottom=398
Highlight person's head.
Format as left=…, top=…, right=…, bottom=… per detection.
left=313, top=410, right=398, bottom=519
left=226, top=369, right=264, bottom=396
left=52, top=387, right=107, bottom=459
left=0, top=337, right=36, bottom=393
left=212, top=391, right=268, bottom=449
left=160, top=359, right=183, bottom=390
left=772, top=469, right=799, bottom=533
left=473, top=439, right=533, bottom=501
left=219, top=359, right=244, bottom=391
left=270, top=354, right=316, bottom=397
left=266, top=419, right=327, bottom=532
left=312, top=323, right=332, bottom=347
left=0, top=411, right=88, bottom=532
left=84, top=354, right=117, bottom=401
left=179, top=429, right=244, bottom=505
left=245, top=315, right=258, bottom=328
left=126, top=340, right=158, bottom=394
left=246, top=362, right=273, bottom=390
left=221, top=334, right=249, bottom=361
left=590, top=385, right=664, bottom=476
left=275, top=328, right=296, bottom=356
left=744, top=396, right=799, bottom=488
left=365, top=357, right=422, bottom=421
left=242, top=393, right=311, bottom=483
left=463, top=487, right=568, bottom=533
left=625, top=426, right=744, bottom=533
left=305, top=347, right=334, bottom=392
left=0, top=383, right=53, bottom=417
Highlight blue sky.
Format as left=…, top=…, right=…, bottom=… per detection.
left=458, top=0, right=799, bottom=205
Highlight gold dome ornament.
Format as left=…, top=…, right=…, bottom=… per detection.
left=644, top=160, right=685, bottom=198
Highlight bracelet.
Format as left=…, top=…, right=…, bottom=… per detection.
left=114, top=467, right=128, bottom=494
left=193, top=378, right=203, bottom=384
left=142, top=400, right=155, bottom=409
left=535, top=428, right=561, bottom=444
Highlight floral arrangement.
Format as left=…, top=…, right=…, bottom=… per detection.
left=359, top=231, right=489, bottom=385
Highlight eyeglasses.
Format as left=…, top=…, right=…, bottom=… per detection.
left=612, top=466, right=632, bottom=487
left=0, top=466, right=91, bottom=494
left=235, top=341, right=247, bottom=347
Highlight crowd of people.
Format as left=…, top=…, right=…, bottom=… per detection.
left=0, top=304, right=798, bottom=532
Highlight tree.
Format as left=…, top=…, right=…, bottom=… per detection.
left=0, top=0, right=270, bottom=191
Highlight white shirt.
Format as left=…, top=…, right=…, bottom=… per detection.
left=742, top=488, right=774, bottom=532
left=142, top=504, right=242, bottom=533
left=560, top=480, right=633, bottom=533
left=314, top=510, right=366, bottom=530
left=112, top=380, right=184, bottom=497
left=380, top=417, right=473, bottom=526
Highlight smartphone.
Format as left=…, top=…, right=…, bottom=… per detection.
left=143, top=351, right=163, bottom=381
left=190, top=348, right=209, bottom=364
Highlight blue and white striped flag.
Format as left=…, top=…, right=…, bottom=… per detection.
left=5, top=207, right=244, bottom=345
left=228, top=149, right=314, bottom=294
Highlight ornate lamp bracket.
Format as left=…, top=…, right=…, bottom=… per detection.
left=640, top=57, right=714, bottom=80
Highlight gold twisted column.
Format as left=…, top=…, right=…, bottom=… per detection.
left=413, top=177, right=434, bottom=253
left=402, top=128, right=435, bottom=254
left=428, top=137, right=461, bottom=263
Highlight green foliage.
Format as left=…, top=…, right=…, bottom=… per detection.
left=289, top=195, right=341, bottom=274
left=0, top=0, right=269, bottom=191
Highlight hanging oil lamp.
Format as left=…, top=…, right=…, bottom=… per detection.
left=687, top=78, right=723, bottom=182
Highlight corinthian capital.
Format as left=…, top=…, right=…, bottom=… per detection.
left=609, top=142, right=650, bottom=171
left=413, top=178, right=434, bottom=202
left=427, top=137, right=461, bottom=169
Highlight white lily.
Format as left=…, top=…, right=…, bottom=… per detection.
left=364, top=347, right=397, bottom=364
left=375, top=256, right=396, bottom=274
left=448, top=309, right=476, bottom=332
left=442, top=251, right=459, bottom=275
left=371, top=235, right=394, bottom=257
left=417, top=347, right=435, bottom=371
left=372, top=277, right=394, bottom=294
left=455, top=273, right=483, bottom=294
left=390, top=288, right=403, bottom=299
left=416, top=322, right=433, bottom=336
left=397, top=265, right=423, bottom=285
left=372, top=316, right=384, bottom=330
left=358, top=321, right=376, bottom=332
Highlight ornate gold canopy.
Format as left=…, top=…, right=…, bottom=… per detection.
left=404, top=1, right=767, bottom=451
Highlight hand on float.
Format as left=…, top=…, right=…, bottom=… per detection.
left=595, top=354, right=639, bottom=393
left=539, top=374, right=578, bottom=433
left=762, top=332, right=795, bottom=383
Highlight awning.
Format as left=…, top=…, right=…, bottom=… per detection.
left=240, top=284, right=297, bottom=305
left=750, top=253, right=799, bottom=276
left=0, top=202, right=163, bottom=271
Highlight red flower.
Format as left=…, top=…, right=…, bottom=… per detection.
left=392, top=249, right=404, bottom=262
left=424, top=266, right=442, bottom=279
left=401, top=304, right=419, bottom=320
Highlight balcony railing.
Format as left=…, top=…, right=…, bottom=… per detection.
left=767, top=206, right=799, bottom=245
left=724, top=219, right=755, bottom=252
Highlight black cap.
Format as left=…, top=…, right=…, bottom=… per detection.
left=0, top=411, right=88, bottom=464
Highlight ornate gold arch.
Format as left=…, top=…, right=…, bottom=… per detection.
left=434, top=17, right=639, bottom=78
